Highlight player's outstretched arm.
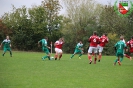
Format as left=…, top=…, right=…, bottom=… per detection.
left=38, top=41, right=40, bottom=47
left=10, top=44, right=12, bottom=47
left=0, top=43, right=2, bottom=48
left=54, top=42, right=57, bottom=47
left=88, top=38, right=91, bottom=43
left=44, top=45, right=50, bottom=49
left=47, top=46, right=51, bottom=49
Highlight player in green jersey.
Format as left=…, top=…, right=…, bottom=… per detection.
left=114, top=36, right=127, bottom=66
left=0, top=36, right=12, bottom=57
left=38, top=37, right=51, bottom=60
left=70, top=41, right=84, bottom=59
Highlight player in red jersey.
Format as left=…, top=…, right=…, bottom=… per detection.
left=121, top=35, right=132, bottom=60
left=54, top=37, right=64, bottom=60
left=114, top=35, right=132, bottom=62
left=88, top=31, right=99, bottom=64
left=97, top=33, right=109, bottom=62
left=126, top=36, right=133, bottom=60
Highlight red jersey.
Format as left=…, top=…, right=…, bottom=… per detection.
left=99, top=35, right=108, bottom=47
left=55, top=41, right=64, bottom=49
left=88, top=35, right=99, bottom=47
left=126, top=39, right=133, bottom=53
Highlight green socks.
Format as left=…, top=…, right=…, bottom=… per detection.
left=114, top=58, right=123, bottom=63
left=10, top=51, right=12, bottom=56
left=43, top=56, right=50, bottom=60
left=70, top=54, right=75, bottom=59
left=120, top=58, right=123, bottom=62
left=79, top=54, right=82, bottom=57
left=114, top=58, right=118, bottom=63
left=71, top=54, right=82, bottom=59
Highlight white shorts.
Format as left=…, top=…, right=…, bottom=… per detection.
left=55, top=48, right=63, bottom=53
left=97, top=45, right=103, bottom=53
left=88, top=47, right=97, bottom=53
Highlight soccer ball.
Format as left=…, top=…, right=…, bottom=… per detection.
left=50, top=56, right=54, bottom=60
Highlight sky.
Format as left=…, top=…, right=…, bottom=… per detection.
left=0, top=0, right=128, bottom=17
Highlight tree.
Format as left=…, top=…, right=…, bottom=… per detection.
left=98, top=4, right=133, bottom=55
left=0, top=19, right=12, bottom=42
left=1, top=1, right=63, bottom=51
left=41, top=0, right=62, bottom=33
left=61, top=0, right=103, bottom=53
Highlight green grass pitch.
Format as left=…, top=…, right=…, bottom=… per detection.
left=0, top=50, right=133, bottom=88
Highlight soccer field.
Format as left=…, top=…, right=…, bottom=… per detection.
left=0, top=51, right=133, bottom=88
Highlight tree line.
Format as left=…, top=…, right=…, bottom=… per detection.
left=0, top=0, right=133, bottom=55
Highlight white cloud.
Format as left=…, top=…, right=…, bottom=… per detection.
left=0, top=0, right=42, bottom=17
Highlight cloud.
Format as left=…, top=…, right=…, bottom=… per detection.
left=0, top=0, right=42, bottom=17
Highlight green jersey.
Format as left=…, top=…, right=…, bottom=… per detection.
left=39, top=39, right=50, bottom=54
left=73, top=43, right=83, bottom=54
left=39, top=39, right=47, bottom=48
left=76, top=43, right=83, bottom=49
left=2, top=39, right=11, bottom=48
left=115, top=40, right=126, bottom=54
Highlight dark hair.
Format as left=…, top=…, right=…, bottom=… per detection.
left=93, top=31, right=97, bottom=35
left=104, top=33, right=107, bottom=36
left=132, top=36, right=133, bottom=39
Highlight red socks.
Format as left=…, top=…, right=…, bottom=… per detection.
left=88, top=55, right=92, bottom=61
left=125, top=54, right=130, bottom=59
left=59, top=54, right=62, bottom=59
